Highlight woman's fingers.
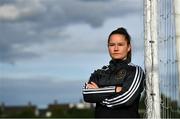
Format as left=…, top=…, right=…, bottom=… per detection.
left=86, top=84, right=95, bottom=89
left=90, top=82, right=98, bottom=88
left=86, top=82, right=98, bottom=89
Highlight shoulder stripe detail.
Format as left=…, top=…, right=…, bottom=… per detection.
left=128, top=63, right=135, bottom=66
left=106, top=68, right=143, bottom=107
left=104, top=66, right=140, bottom=101
left=103, top=66, right=143, bottom=107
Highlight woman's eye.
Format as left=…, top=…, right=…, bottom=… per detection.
left=118, top=43, right=125, bottom=46
left=118, top=44, right=123, bottom=46
left=108, top=44, right=115, bottom=46
left=108, top=43, right=125, bottom=46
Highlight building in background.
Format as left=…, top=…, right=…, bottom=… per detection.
left=0, top=100, right=94, bottom=118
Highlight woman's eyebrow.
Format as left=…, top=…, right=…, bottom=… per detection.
left=109, top=41, right=125, bottom=44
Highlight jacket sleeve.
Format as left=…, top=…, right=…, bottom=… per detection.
left=82, top=85, right=116, bottom=103
left=86, top=68, right=124, bottom=87
left=102, top=66, right=145, bottom=107
left=82, top=69, right=118, bottom=103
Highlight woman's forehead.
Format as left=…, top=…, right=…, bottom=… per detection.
left=109, top=37, right=127, bottom=43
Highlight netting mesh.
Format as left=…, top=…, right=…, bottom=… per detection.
left=144, top=0, right=180, bottom=118
left=157, top=0, right=180, bottom=118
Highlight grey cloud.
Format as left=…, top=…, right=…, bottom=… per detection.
left=0, top=42, right=39, bottom=64
left=0, top=1, right=45, bottom=22
left=0, top=0, right=16, bottom=5
left=0, top=0, right=143, bottom=63
left=1, top=0, right=142, bottom=27
left=45, top=0, right=141, bottom=27
left=0, top=22, right=44, bottom=63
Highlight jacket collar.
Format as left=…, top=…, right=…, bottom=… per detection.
left=109, top=59, right=129, bottom=71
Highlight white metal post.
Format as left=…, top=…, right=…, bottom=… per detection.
left=174, top=0, right=180, bottom=107
left=144, top=0, right=161, bottom=118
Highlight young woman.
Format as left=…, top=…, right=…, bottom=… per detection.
left=82, top=27, right=145, bottom=118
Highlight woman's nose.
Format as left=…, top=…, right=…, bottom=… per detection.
left=114, top=45, right=118, bottom=51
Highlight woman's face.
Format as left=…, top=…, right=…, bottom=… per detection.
left=108, top=34, right=131, bottom=60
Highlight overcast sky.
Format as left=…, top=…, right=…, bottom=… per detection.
left=0, top=0, right=144, bottom=108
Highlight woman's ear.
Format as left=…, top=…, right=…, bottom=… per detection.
left=128, top=44, right=131, bottom=52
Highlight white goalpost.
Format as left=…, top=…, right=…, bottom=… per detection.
left=144, top=0, right=180, bottom=118
left=174, top=0, right=180, bottom=108
left=144, top=0, right=161, bottom=118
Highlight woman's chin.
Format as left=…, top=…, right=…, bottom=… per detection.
left=111, top=56, right=126, bottom=60
left=112, top=57, right=122, bottom=60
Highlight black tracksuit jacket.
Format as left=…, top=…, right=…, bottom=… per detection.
left=82, top=59, right=145, bottom=118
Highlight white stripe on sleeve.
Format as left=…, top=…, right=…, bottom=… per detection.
left=103, top=66, right=143, bottom=107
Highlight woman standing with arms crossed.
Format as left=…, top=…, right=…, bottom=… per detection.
left=82, top=27, right=145, bottom=118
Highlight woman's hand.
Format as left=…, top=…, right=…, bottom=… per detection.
left=86, top=82, right=99, bottom=89
left=116, top=86, right=122, bottom=92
